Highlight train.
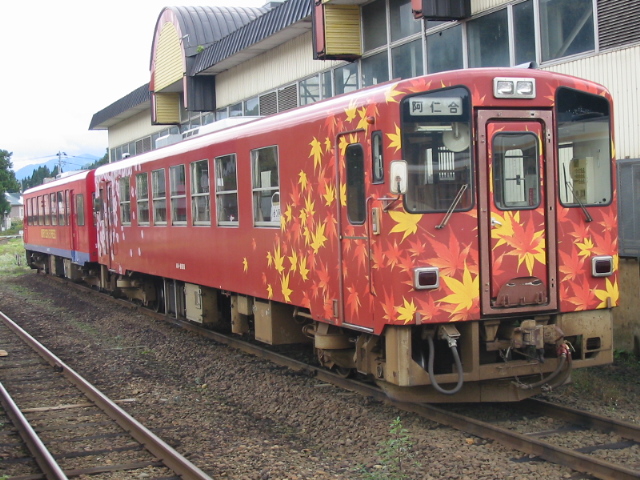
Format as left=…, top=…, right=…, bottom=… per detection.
left=23, top=68, right=618, bottom=403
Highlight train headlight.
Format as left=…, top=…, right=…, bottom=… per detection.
left=493, top=77, right=536, bottom=99
left=414, top=267, right=440, bottom=290
left=592, top=256, right=614, bottom=277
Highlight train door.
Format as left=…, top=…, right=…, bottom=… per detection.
left=477, top=110, right=558, bottom=315
left=69, top=190, right=79, bottom=257
left=336, top=131, right=374, bottom=328
left=98, top=182, right=115, bottom=269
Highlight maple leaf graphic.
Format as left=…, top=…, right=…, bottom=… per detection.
left=427, top=231, right=471, bottom=277
left=396, top=297, right=417, bottom=324
left=558, top=249, right=586, bottom=282
left=389, top=210, right=422, bottom=242
left=323, top=181, right=336, bottom=207
left=439, top=266, right=479, bottom=314
left=288, top=250, right=298, bottom=274
left=566, top=282, right=596, bottom=310
left=385, top=83, right=403, bottom=103
left=371, top=241, right=385, bottom=270
left=387, top=124, right=402, bottom=153
left=281, top=273, right=293, bottom=302
left=594, top=278, right=619, bottom=308
left=309, top=137, right=323, bottom=171
left=345, top=99, right=358, bottom=123
left=298, top=170, right=308, bottom=191
left=380, top=289, right=396, bottom=321
left=243, top=257, right=248, bottom=273
left=299, top=255, right=310, bottom=281
left=273, top=244, right=285, bottom=273
left=346, top=285, right=361, bottom=319
left=311, top=223, right=327, bottom=254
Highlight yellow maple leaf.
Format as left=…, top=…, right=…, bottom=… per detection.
left=273, top=244, right=285, bottom=273
left=304, top=193, right=316, bottom=219
left=594, top=278, right=619, bottom=308
left=288, top=250, right=298, bottom=273
left=340, top=183, right=347, bottom=207
left=439, top=267, right=479, bottom=314
left=385, top=83, right=403, bottom=103
left=281, top=273, right=293, bottom=302
left=387, top=124, right=402, bottom=153
left=576, top=237, right=595, bottom=258
left=267, top=284, right=273, bottom=299
left=298, top=170, right=308, bottom=191
left=389, top=210, right=422, bottom=242
left=324, top=137, right=332, bottom=153
left=311, top=222, right=327, bottom=254
left=396, top=297, right=417, bottom=324
left=243, top=257, right=248, bottom=272
left=266, top=250, right=273, bottom=267
left=299, top=256, right=310, bottom=281
left=339, top=135, right=349, bottom=156
left=323, top=182, right=336, bottom=207
left=284, top=204, right=293, bottom=223
left=345, top=99, right=358, bottom=122
left=309, top=137, right=323, bottom=170
left=356, top=107, right=369, bottom=130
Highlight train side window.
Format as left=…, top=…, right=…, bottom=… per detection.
left=76, top=194, right=85, bottom=226
left=119, top=177, right=131, bottom=225
left=191, top=159, right=211, bottom=225
left=26, top=198, right=32, bottom=225
left=50, top=193, right=57, bottom=226
left=170, top=165, right=187, bottom=225
left=372, top=131, right=384, bottom=184
left=215, top=154, right=239, bottom=226
left=57, top=191, right=65, bottom=226
left=251, top=146, right=279, bottom=227
left=44, top=194, right=50, bottom=226
left=65, top=190, right=71, bottom=226
left=38, top=196, right=44, bottom=225
left=346, top=143, right=366, bottom=224
left=136, top=173, right=150, bottom=225
left=152, top=169, right=167, bottom=225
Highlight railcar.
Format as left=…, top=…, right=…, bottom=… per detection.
left=27, top=68, right=617, bottom=402
left=23, top=170, right=99, bottom=282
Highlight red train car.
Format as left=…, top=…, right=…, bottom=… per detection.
left=23, top=170, right=98, bottom=280
left=32, top=68, right=617, bottom=403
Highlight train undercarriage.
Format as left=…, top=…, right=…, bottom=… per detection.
left=27, top=252, right=614, bottom=403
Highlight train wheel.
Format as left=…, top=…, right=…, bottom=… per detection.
left=334, top=366, right=354, bottom=378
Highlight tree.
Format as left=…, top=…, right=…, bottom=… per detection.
left=0, top=150, right=20, bottom=217
left=85, top=148, right=109, bottom=170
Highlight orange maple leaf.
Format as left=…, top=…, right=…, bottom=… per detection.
left=558, top=249, right=585, bottom=282
left=385, top=240, right=403, bottom=270
left=346, top=285, right=361, bottom=319
left=566, top=282, right=596, bottom=310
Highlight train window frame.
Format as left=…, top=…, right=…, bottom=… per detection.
left=44, top=194, right=50, bottom=226
left=372, top=131, right=384, bottom=184
left=76, top=194, right=85, bottom=226
left=38, top=196, right=44, bottom=225
left=136, top=173, right=150, bottom=226
left=215, top=154, right=239, bottom=227
left=170, top=165, right=187, bottom=226
left=50, top=193, right=57, bottom=226
left=346, top=143, right=367, bottom=224
left=119, top=177, right=131, bottom=226
left=65, top=190, right=71, bottom=226
left=251, top=146, right=280, bottom=227
left=191, top=159, right=211, bottom=226
left=152, top=169, right=167, bottom=226
left=57, top=191, right=65, bottom=226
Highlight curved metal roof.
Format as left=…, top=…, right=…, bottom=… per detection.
left=160, top=6, right=269, bottom=58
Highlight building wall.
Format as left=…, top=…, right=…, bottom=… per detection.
left=109, top=110, right=167, bottom=150
left=472, top=0, right=511, bottom=14
left=546, top=44, right=640, bottom=160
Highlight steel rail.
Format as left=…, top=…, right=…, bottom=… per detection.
left=0, top=380, right=69, bottom=480
left=0, top=310, right=213, bottom=480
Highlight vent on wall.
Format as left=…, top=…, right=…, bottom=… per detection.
left=598, top=0, right=640, bottom=50
left=411, top=0, right=471, bottom=20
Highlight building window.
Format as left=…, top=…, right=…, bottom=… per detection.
left=427, top=25, right=463, bottom=73
left=191, top=159, right=210, bottom=225
left=322, top=71, right=333, bottom=99
left=390, top=0, right=422, bottom=42
left=335, top=63, right=359, bottom=95
left=170, top=165, right=187, bottom=225
left=540, top=0, right=595, bottom=62
left=362, top=0, right=387, bottom=51
left=215, top=154, right=239, bottom=225
left=136, top=173, right=150, bottom=225
left=119, top=177, right=131, bottom=225
left=362, top=51, right=389, bottom=87
left=230, top=103, right=243, bottom=117
left=152, top=169, right=167, bottom=225
left=513, top=0, right=536, bottom=65
left=251, top=146, right=279, bottom=226
left=300, top=75, right=321, bottom=105
left=467, top=9, right=510, bottom=68
left=392, top=38, right=423, bottom=79
left=245, top=97, right=259, bottom=116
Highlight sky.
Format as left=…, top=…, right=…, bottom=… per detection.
left=0, top=0, right=270, bottom=171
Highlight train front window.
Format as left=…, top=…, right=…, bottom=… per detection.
left=401, top=87, right=473, bottom=213
left=556, top=88, right=612, bottom=206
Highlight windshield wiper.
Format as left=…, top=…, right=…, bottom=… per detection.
left=436, top=184, right=468, bottom=229
left=563, top=166, right=592, bottom=223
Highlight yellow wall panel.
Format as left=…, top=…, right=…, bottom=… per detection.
left=325, top=5, right=362, bottom=56
left=154, top=22, right=184, bottom=92
left=154, top=92, right=180, bottom=124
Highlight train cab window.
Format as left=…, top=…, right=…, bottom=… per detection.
left=57, top=192, right=65, bottom=226
left=136, top=173, right=150, bottom=225
left=119, top=177, right=131, bottom=225
left=152, top=169, right=167, bottom=225
left=215, top=154, right=239, bottom=226
left=492, top=132, right=540, bottom=210
left=556, top=88, right=612, bottom=206
left=401, top=87, right=473, bottom=213
left=251, top=146, right=280, bottom=227
left=191, top=159, right=211, bottom=225
left=372, top=131, right=384, bottom=184
left=50, top=193, right=58, bottom=226
left=76, top=194, right=85, bottom=226
left=346, top=144, right=366, bottom=224
left=170, top=165, right=187, bottom=225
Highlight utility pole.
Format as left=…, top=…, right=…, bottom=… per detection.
left=56, top=151, right=67, bottom=175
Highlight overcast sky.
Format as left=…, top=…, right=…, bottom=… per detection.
left=1, top=0, right=270, bottom=171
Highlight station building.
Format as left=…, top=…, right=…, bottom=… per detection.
left=89, top=0, right=640, bottom=350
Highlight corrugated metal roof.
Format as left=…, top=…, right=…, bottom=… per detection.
left=190, top=0, right=312, bottom=76
left=89, top=84, right=151, bottom=130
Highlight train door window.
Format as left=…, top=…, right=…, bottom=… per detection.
left=170, top=165, right=187, bottom=225
left=38, top=196, right=43, bottom=225
left=346, top=144, right=366, bottom=224
left=251, top=146, right=279, bottom=227
left=136, top=173, right=150, bottom=225
left=76, top=194, right=85, bottom=226
left=65, top=190, right=71, bottom=226
left=372, top=131, right=384, bottom=184
left=215, top=154, right=239, bottom=226
left=119, top=177, right=131, bottom=225
left=50, top=193, right=58, bottom=226
left=556, top=88, right=612, bottom=206
left=492, top=132, right=540, bottom=209
left=152, top=169, right=167, bottom=225
left=57, top=192, right=65, bottom=226
left=191, top=159, right=211, bottom=225
left=44, top=194, right=50, bottom=226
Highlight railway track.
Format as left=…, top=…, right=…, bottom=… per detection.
left=22, top=276, right=640, bottom=480
left=0, top=310, right=212, bottom=480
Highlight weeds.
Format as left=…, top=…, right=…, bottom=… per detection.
left=0, top=237, right=31, bottom=277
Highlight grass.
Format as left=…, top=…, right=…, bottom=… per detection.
left=0, top=237, right=31, bottom=277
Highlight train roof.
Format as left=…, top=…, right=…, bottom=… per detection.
left=23, top=170, right=95, bottom=195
